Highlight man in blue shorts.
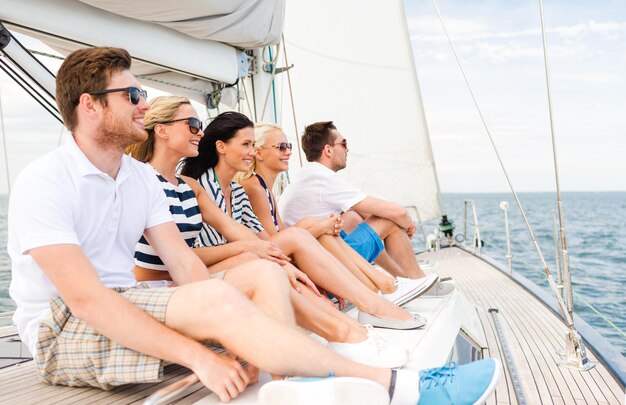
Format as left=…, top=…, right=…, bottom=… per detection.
left=278, top=121, right=453, bottom=296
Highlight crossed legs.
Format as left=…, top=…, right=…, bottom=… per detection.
left=213, top=253, right=368, bottom=344
left=268, top=227, right=413, bottom=322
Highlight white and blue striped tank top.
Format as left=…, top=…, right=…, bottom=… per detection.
left=196, top=167, right=264, bottom=247
left=134, top=171, right=202, bottom=270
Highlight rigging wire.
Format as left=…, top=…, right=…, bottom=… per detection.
left=259, top=43, right=280, bottom=122
left=429, top=0, right=576, bottom=331
left=480, top=237, right=626, bottom=340
left=281, top=34, right=303, bottom=168
left=0, top=78, right=10, bottom=193
left=0, top=61, right=62, bottom=124
left=538, top=0, right=574, bottom=323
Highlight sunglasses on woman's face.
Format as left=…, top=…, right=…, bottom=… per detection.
left=89, top=86, right=148, bottom=105
left=158, top=117, right=204, bottom=134
left=265, top=142, right=293, bottom=153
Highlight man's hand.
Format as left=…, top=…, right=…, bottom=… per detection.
left=406, top=222, right=417, bottom=239
left=192, top=350, right=250, bottom=402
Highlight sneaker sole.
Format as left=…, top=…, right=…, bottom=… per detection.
left=258, top=377, right=390, bottom=405
left=472, top=359, right=502, bottom=405
left=394, top=275, right=439, bottom=307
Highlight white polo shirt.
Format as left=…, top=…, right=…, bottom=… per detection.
left=278, top=162, right=367, bottom=226
left=8, top=135, right=173, bottom=354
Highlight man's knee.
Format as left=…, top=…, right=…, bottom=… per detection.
left=246, top=260, right=291, bottom=289
left=177, top=279, right=250, bottom=320
left=364, top=216, right=397, bottom=238
left=341, top=211, right=363, bottom=233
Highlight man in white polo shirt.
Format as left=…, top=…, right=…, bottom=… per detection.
left=278, top=121, right=453, bottom=296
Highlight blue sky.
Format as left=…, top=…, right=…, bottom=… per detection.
left=1, top=1, right=625, bottom=193
left=403, top=0, right=626, bottom=192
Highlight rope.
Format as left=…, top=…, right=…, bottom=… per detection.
left=281, top=34, right=303, bottom=168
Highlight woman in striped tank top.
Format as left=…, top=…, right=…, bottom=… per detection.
left=127, top=96, right=410, bottom=368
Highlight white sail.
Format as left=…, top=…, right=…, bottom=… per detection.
left=276, top=0, right=442, bottom=221
left=1, top=0, right=441, bottom=220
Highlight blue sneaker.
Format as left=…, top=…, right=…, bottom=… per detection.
left=258, top=376, right=389, bottom=405
left=418, top=359, right=501, bottom=405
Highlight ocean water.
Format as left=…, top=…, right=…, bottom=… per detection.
left=1, top=192, right=625, bottom=356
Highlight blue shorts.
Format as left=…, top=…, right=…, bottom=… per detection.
left=340, top=222, right=384, bottom=263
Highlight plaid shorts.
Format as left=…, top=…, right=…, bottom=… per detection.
left=35, top=285, right=176, bottom=390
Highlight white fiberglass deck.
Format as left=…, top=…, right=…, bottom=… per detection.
left=0, top=247, right=623, bottom=404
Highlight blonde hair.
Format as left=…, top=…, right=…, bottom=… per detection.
left=235, top=122, right=283, bottom=182
left=125, top=95, right=191, bottom=163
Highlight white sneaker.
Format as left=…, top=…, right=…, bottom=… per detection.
left=381, top=274, right=439, bottom=306
left=327, top=325, right=408, bottom=368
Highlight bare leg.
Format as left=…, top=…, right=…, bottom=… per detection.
left=333, top=236, right=397, bottom=293
left=365, top=216, right=426, bottom=279
left=291, top=283, right=367, bottom=344
left=222, top=258, right=296, bottom=326
left=165, top=273, right=391, bottom=387
left=316, top=234, right=378, bottom=292
left=206, top=251, right=258, bottom=273
left=270, top=227, right=412, bottom=321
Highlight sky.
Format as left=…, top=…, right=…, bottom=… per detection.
left=1, top=0, right=625, bottom=193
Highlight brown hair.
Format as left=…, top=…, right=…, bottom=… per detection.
left=56, top=47, right=132, bottom=131
left=126, top=96, right=191, bottom=163
left=301, top=121, right=337, bottom=162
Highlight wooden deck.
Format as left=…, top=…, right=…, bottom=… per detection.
left=0, top=246, right=623, bottom=404
left=418, top=247, right=624, bottom=405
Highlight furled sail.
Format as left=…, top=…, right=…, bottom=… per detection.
left=277, top=0, right=442, bottom=221
left=1, top=0, right=285, bottom=101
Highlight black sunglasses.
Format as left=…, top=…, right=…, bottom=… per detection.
left=158, top=117, right=204, bottom=134
left=90, top=86, right=148, bottom=105
left=261, top=142, right=293, bottom=153
left=331, top=139, right=348, bottom=149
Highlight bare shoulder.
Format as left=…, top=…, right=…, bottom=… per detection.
left=240, top=176, right=263, bottom=195
left=180, top=175, right=202, bottom=193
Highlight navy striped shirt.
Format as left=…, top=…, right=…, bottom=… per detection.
left=134, top=172, right=202, bottom=270
left=196, top=168, right=264, bottom=247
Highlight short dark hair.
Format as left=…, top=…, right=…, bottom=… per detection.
left=180, top=111, right=254, bottom=179
left=301, top=121, right=337, bottom=162
left=56, top=47, right=132, bottom=131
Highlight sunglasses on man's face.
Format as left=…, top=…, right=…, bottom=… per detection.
left=332, top=139, right=348, bottom=149
left=89, top=86, right=148, bottom=105
left=262, top=142, right=293, bottom=153
left=158, top=117, right=204, bottom=134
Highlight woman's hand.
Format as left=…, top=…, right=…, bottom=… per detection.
left=242, top=240, right=291, bottom=265
left=283, top=264, right=322, bottom=296
left=319, top=214, right=344, bottom=236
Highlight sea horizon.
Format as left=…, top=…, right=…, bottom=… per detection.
left=1, top=191, right=625, bottom=356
